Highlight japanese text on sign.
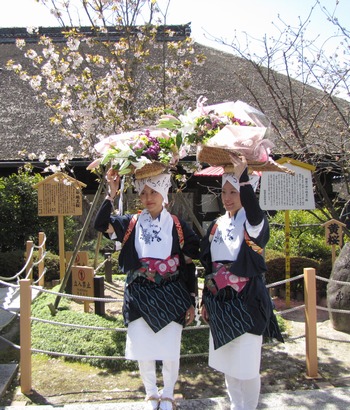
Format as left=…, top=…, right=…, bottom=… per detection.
left=260, top=163, right=315, bottom=210
left=72, top=266, right=94, bottom=298
left=37, top=182, right=83, bottom=216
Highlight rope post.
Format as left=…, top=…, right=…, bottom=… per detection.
left=94, top=276, right=105, bottom=316
left=25, top=241, right=34, bottom=282
left=20, top=279, right=32, bottom=394
left=104, top=253, right=113, bottom=284
left=38, top=232, right=45, bottom=287
left=304, top=267, right=318, bottom=378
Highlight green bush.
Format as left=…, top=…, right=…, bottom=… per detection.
left=32, top=251, right=60, bottom=283
left=0, top=250, right=26, bottom=279
left=267, top=210, right=331, bottom=261
left=0, top=171, right=78, bottom=254
left=265, top=256, right=319, bottom=298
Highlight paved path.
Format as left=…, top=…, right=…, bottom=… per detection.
left=1, top=387, right=350, bottom=409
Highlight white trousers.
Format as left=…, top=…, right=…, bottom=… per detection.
left=138, top=359, right=179, bottom=400
left=225, top=373, right=261, bottom=410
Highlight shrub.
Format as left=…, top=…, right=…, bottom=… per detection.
left=265, top=256, right=319, bottom=298
left=0, top=250, right=26, bottom=279
left=0, top=171, right=78, bottom=254
left=34, top=251, right=60, bottom=283
left=267, top=210, right=331, bottom=261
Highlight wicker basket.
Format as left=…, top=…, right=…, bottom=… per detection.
left=134, top=162, right=167, bottom=180
left=197, top=144, right=294, bottom=174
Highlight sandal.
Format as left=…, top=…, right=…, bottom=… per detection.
left=159, top=397, right=177, bottom=410
left=145, top=395, right=160, bottom=410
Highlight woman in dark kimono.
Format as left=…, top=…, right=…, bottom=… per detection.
left=200, top=155, right=283, bottom=410
left=95, top=168, right=199, bottom=410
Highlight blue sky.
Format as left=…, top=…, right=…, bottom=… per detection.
left=0, top=0, right=348, bottom=53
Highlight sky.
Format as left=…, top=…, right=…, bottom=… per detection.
left=0, top=0, right=348, bottom=53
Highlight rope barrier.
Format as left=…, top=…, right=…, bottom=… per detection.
left=317, top=305, right=350, bottom=314
left=3, top=262, right=350, bottom=374
left=30, top=285, right=123, bottom=303
left=275, top=304, right=305, bottom=315
left=0, top=233, right=46, bottom=282
left=316, top=275, right=350, bottom=286
left=32, top=267, right=47, bottom=285
left=0, top=335, right=20, bottom=349
left=31, top=316, right=127, bottom=332
left=0, top=280, right=19, bottom=289
left=94, top=258, right=107, bottom=274
left=33, top=233, right=47, bottom=249
left=266, top=273, right=304, bottom=288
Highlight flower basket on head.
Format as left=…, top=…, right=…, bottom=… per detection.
left=198, top=144, right=293, bottom=174
left=159, top=97, right=292, bottom=174
left=87, top=129, right=184, bottom=178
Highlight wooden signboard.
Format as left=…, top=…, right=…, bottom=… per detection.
left=33, top=172, right=87, bottom=280
left=322, top=219, right=346, bottom=265
left=66, top=251, right=89, bottom=267
left=72, top=266, right=94, bottom=313
left=33, top=172, right=86, bottom=216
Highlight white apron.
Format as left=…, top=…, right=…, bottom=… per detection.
left=209, top=332, right=262, bottom=379
left=125, top=317, right=182, bottom=361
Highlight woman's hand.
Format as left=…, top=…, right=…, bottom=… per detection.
left=201, top=305, right=209, bottom=324
left=106, top=168, right=120, bottom=198
left=229, top=154, right=248, bottom=181
left=185, top=305, right=195, bottom=326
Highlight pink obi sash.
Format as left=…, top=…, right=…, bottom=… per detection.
left=206, top=262, right=250, bottom=295
left=140, top=255, right=180, bottom=277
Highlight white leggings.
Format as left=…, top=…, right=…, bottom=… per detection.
left=138, top=360, right=179, bottom=399
left=225, top=374, right=261, bottom=410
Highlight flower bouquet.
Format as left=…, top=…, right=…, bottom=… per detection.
left=87, top=129, right=184, bottom=179
left=159, top=97, right=290, bottom=173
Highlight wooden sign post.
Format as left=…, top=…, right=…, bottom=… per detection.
left=322, top=219, right=346, bottom=265
left=260, top=158, right=316, bottom=307
left=33, top=172, right=86, bottom=281
left=72, top=266, right=94, bottom=313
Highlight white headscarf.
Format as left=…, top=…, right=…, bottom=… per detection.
left=222, top=173, right=240, bottom=191
left=134, top=173, right=172, bottom=204
left=222, top=173, right=260, bottom=192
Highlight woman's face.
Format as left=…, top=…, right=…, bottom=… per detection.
left=221, top=181, right=242, bottom=216
left=139, top=185, right=164, bottom=218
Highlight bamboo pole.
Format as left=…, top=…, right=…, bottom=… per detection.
left=25, top=241, right=33, bottom=282
left=304, top=267, right=319, bottom=378
left=58, top=215, right=65, bottom=281
left=20, top=279, right=32, bottom=394
left=50, top=179, right=105, bottom=313
left=285, top=210, right=291, bottom=308
left=38, top=232, right=45, bottom=287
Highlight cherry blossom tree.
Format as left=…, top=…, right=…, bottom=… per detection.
left=210, top=0, right=350, bottom=233
left=6, top=1, right=206, bottom=308
left=7, top=0, right=205, bottom=172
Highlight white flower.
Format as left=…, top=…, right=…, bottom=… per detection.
left=29, top=75, right=42, bottom=91
left=67, top=37, right=80, bottom=51
left=28, top=153, right=37, bottom=160
left=39, top=152, right=47, bottom=162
